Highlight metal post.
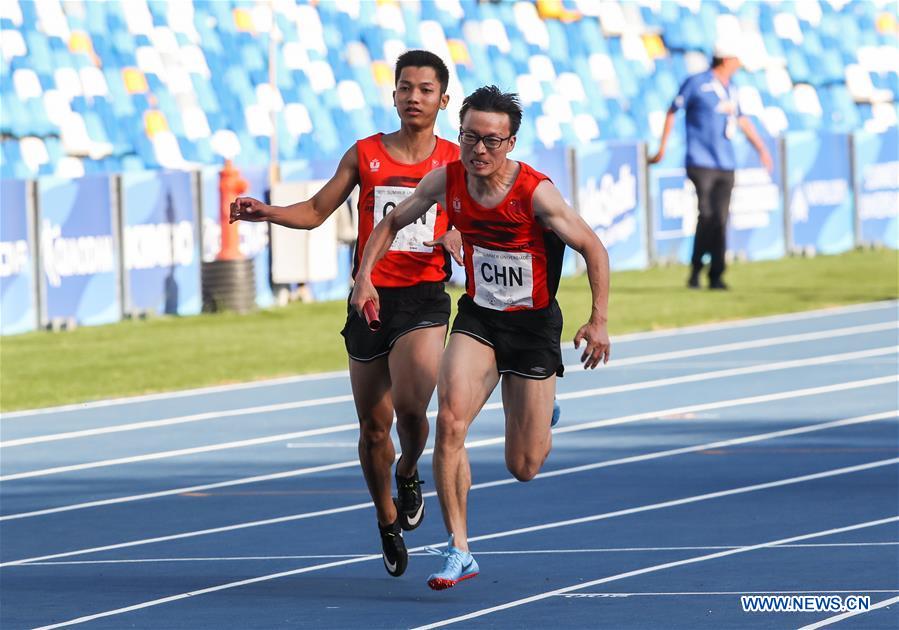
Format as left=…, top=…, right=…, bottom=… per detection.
left=780, top=135, right=792, bottom=255
left=639, top=141, right=655, bottom=265
left=268, top=0, right=280, bottom=190
left=112, top=174, right=129, bottom=317
left=848, top=132, right=861, bottom=248
left=27, top=179, right=44, bottom=329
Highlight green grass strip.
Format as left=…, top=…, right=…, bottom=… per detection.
left=2, top=249, right=895, bottom=412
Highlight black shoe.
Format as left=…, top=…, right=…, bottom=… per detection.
left=709, top=278, right=729, bottom=290
left=395, top=469, right=425, bottom=531
left=378, top=517, right=407, bottom=577
left=687, top=271, right=700, bottom=289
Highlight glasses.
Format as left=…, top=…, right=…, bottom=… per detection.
left=458, top=130, right=512, bottom=150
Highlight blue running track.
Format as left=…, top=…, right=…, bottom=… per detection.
left=1, top=301, right=897, bottom=629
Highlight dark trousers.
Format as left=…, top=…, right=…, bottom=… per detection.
left=686, top=166, right=735, bottom=281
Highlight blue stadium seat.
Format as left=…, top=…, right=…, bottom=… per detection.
left=0, top=0, right=890, bottom=176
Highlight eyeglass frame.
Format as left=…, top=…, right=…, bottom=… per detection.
left=458, top=129, right=514, bottom=150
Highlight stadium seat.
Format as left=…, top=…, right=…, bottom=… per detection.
left=0, top=0, right=891, bottom=177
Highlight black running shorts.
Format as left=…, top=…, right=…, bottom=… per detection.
left=450, top=294, right=564, bottom=380
left=341, top=282, right=451, bottom=362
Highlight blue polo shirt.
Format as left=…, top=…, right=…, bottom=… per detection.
left=671, top=70, right=741, bottom=171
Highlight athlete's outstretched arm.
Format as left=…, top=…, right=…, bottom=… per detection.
left=229, top=146, right=360, bottom=229
left=350, top=167, right=447, bottom=315
left=532, top=180, right=611, bottom=369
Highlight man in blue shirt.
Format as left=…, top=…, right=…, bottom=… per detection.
left=649, top=41, right=773, bottom=289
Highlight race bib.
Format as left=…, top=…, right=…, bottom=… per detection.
left=472, top=245, right=533, bottom=310
left=373, top=186, right=437, bottom=253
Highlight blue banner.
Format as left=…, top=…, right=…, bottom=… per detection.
left=854, top=130, right=898, bottom=248
left=576, top=141, right=648, bottom=270
left=1, top=179, right=37, bottom=334
left=648, top=138, right=693, bottom=263
left=37, top=175, right=120, bottom=326
left=122, top=171, right=201, bottom=315
left=200, top=166, right=274, bottom=307
left=727, top=134, right=785, bottom=260
left=649, top=135, right=784, bottom=263
left=515, top=145, right=578, bottom=277
left=785, top=132, right=853, bottom=255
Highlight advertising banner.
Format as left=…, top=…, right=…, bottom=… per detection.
left=854, top=130, right=898, bottom=248
left=785, top=131, right=853, bottom=255
left=37, top=175, right=120, bottom=326
left=515, top=145, right=579, bottom=277
left=200, top=166, right=274, bottom=307
left=576, top=141, right=648, bottom=270
left=121, top=171, right=201, bottom=315
left=1, top=179, right=38, bottom=334
left=648, top=137, right=693, bottom=264
left=727, top=134, right=785, bottom=260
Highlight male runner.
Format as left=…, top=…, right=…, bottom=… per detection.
left=350, top=86, right=611, bottom=590
left=231, top=50, right=460, bottom=578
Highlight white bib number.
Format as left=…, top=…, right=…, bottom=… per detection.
left=472, top=245, right=533, bottom=310
left=373, top=186, right=437, bottom=253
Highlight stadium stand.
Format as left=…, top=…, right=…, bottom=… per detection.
left=0, top=0, right=897, bottom=179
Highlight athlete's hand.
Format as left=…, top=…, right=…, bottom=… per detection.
left=424, top=229, right=463, bottom=265
left=349, top=274, right=379, bottom=319
left=573, top=318, right=611, bottom=369
left=230, top=197, right=271, bottom=224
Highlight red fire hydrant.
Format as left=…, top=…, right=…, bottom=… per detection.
left=218, top=159, right=248, bottom=261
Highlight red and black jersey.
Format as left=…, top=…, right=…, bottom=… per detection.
left=445, top=160, right=566, bottom=311
left=354, top=133, right=459, bottom=287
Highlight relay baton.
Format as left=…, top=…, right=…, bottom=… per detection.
left=363, top=301, right=381, bottom=332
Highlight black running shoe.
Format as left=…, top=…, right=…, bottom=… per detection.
left=378, top=518, right=407, bottom=577
left=395, top=469, right=425, bottom=531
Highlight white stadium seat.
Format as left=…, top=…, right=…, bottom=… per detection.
left=336, top=80, right=366, bottom=112
left=284, top=103, right=313, bottom=137
left=13, top=68, right=42, bottom=100
left=181, top=106, right=212, bottom=140
left=19, top=136, right=49, bottom=173
left=80, top=67, right=109, bottom=99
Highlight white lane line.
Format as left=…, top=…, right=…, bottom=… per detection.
left=797, top=595, right=899, bottom=629
left=3, top=429, right=895, bottom=568
left=0, top=395, right=356, bottom=449
left=552, top=345, right=896, bottom=403
left=562, top=321, right=897, bottom=372
left=27, top=475, right=899, bottom=630
left=0, top=370, right=351, bottom=420
left=285, top=442, right=357, bottom=448
left=16, top=542, right=899, bottom=567
left=600, top=300, right=896, bottom=342
left=2, top=343, right=894, bottom=471
left=4, top=300, right=895, bottom=420
left=557, top=590, right=899, bottom=598
left=0, top=423, right=357, bottom=481
left=0, top=377, right=893, bottom=522
left=410, top=515, right=899, bottom=630
left=4, top=322, right=895, bottom=448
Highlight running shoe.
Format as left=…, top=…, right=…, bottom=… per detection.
left=378, top=517, right=408, bottom=577
left=425, top=535, right=479, bottom=590
left=551, top=399, right=561, bottom=427
left=395, top=469, right=425, bottom=531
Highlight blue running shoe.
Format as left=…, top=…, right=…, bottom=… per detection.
left=425, top=536, right=479, bottom=590
left=551, top=399, right=561, bottom=427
